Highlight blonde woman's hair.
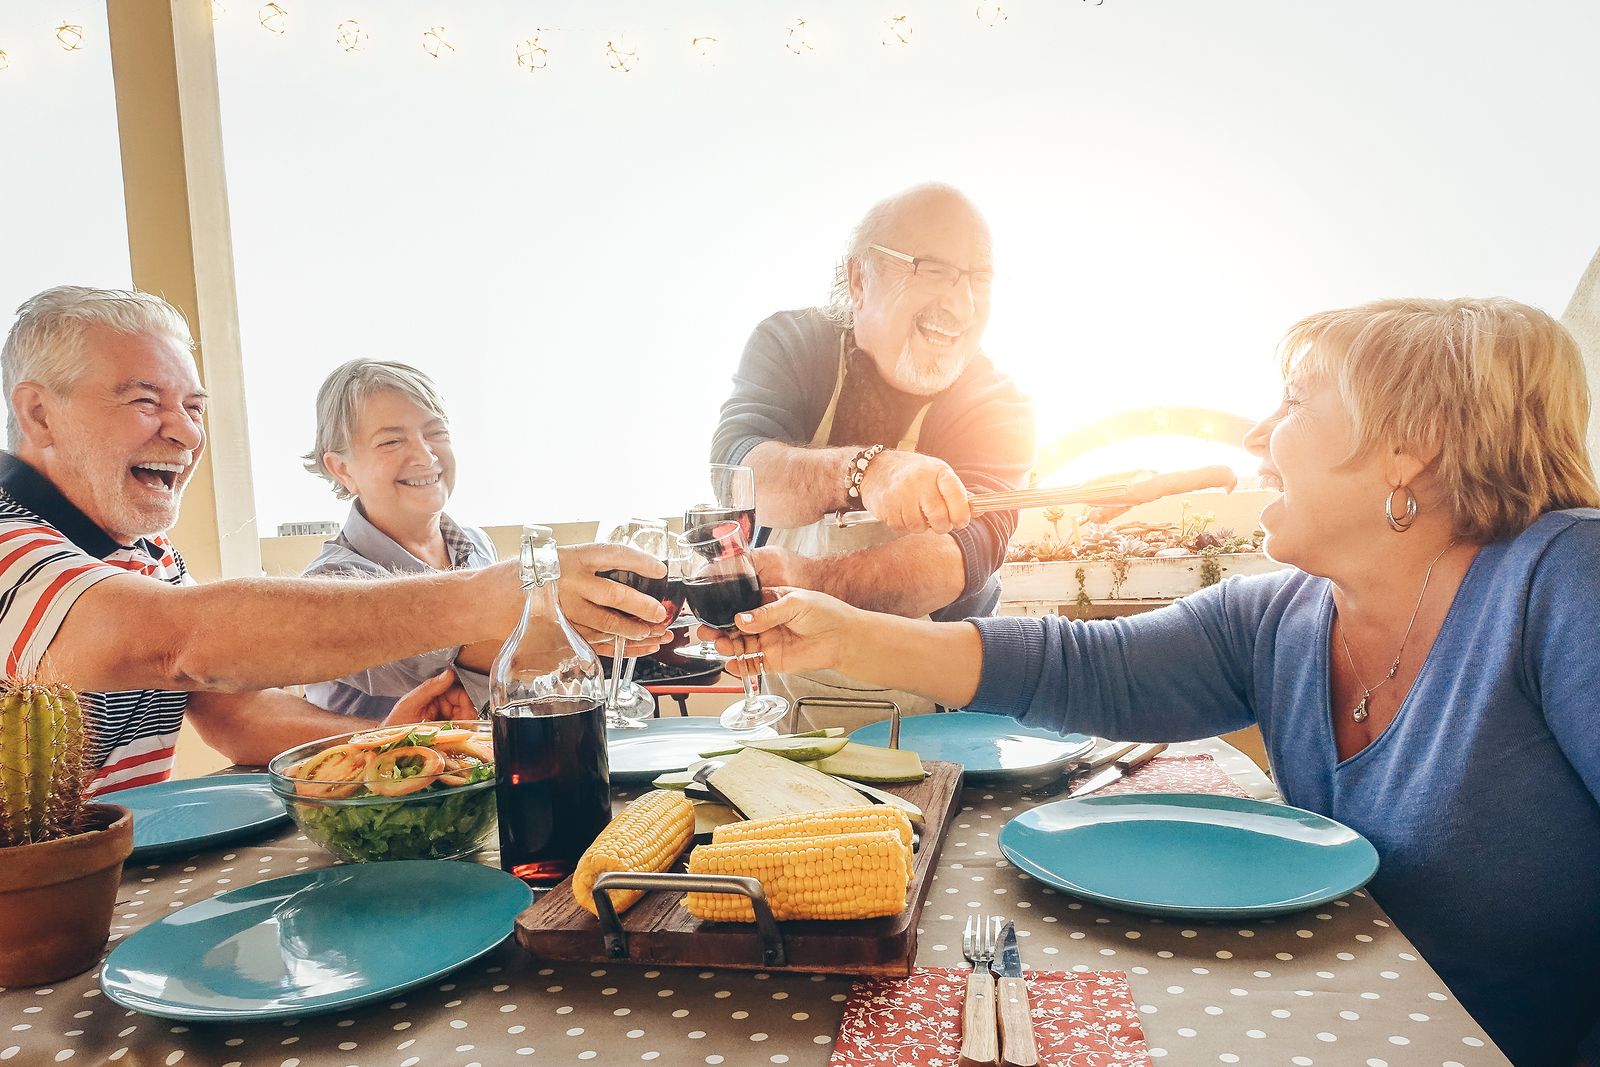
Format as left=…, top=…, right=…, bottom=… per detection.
left=1281, top=297, right=1598, bottom=543
left=303, top=359, right=449, bottom=499
left=3, top=285, right=194, bottom=448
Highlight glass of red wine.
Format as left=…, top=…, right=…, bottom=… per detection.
left=615, top=535, right=689, bottom=707
left=678, top=519, right=789, bottom=732
left=678, top=464, right=756, bottom=663
left=597, top=517, right=670, bottom=728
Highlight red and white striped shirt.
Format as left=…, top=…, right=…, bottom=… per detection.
left=0, top=453, right=191, bottom=796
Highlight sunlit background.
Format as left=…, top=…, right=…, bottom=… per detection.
left=3, top=0, right=1598, bottom=533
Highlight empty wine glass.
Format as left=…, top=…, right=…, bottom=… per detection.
left=597, top=517, right=670, bottom=728
left=679, top=519, right=788, bottom=731
left=678, top=464, right=756, bottom=663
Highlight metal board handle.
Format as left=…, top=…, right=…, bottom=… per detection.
left=591, top=871, right=787, bottom=966
left=793, top=696, right=902, bottom=749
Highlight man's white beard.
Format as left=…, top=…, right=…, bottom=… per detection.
left=889, top=341, right=970, bottom=396
left=57, top=442, right=183, bottom=541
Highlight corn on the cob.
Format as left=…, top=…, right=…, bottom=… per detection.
left=711, top=806, right=914, bottom=853
left=573, top=789, right=693, bottom=917
left=685, top=829, right=909, bottom=922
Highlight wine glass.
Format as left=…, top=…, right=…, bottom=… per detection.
left=678, top=519, right=788, bottom=731
left=678, top=464, right=756, bottom=662
left=615, top=534, right=690, bottom=706
left=596, top=517, right=670, bottom=728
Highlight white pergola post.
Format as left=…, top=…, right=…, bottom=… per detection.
left=105, top=0, right=260, bottom=581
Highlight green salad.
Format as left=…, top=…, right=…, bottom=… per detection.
left=277, top=723, right=499, bottom=863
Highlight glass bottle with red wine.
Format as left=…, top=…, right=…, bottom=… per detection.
left=678, top=464, right=756, bottom=663
left=678, top=519, right=790, bottom=731
left=488, top=525, right=611, bottom=889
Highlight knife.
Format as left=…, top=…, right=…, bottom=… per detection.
left=1078, top=740, right=1139, bottom=770
left=991, top=921, right=1038, bottom=1067
left=1068, top=742, right=1168, bottom=798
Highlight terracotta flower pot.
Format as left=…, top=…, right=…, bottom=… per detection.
left=0, top=804, right=133, bottom=987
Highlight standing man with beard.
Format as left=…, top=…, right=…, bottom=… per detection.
left=710, top=184, right=1034, bottom=724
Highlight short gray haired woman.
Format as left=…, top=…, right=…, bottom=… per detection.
left=301, top=359, right=498, bottom=717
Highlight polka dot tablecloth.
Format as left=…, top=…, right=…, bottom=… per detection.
left=0, top=740, right=1507, bottom=1066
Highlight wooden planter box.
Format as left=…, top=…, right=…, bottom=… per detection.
left=998, top=552, right=1287, bottom=616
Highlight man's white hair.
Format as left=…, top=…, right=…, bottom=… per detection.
left=824, top=182, right=986, bottom=328
left=2, top=285, right=194, bottom=447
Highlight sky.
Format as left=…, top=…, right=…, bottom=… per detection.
left=2, top=0, right=1598, bottom=533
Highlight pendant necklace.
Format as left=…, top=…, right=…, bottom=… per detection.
left=1337, top=541, right=1455, bottom=724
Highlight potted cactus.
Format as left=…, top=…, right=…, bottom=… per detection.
left=0, top=678, right=133, bottom=986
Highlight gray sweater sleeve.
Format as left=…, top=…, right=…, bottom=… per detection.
left=925, top=374, right=1033, bottom=610
left=712, top=310, right=838, bottom=467
left=965, top=572, right=1288, bottom=739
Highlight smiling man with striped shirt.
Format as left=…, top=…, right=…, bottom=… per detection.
left=0, top=285, right=670, bottom=795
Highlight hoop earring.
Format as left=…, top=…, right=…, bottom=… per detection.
left=1385, top=485, right=1418, bottom=532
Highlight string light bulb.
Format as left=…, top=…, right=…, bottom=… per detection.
left=880, top=15, right=912, bottom=47
left=975, top=1, right=1008, bottom=26
left=691, top=35, right=719, bottom=62
left=55, top=22, right=86, bottom=51
left=421, top=25, right=455, bottom=59
left=258, top=3, right=287, bottom=34
left=515, top=35, right=549, bottom=73
left=334, top=20, right=367, bottom=53
left=785, top=18, right=813, bottom=55
left=605, top=37, right=638, bottom=73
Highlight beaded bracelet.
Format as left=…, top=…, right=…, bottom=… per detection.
left=845, top=444, right=887, bottom=503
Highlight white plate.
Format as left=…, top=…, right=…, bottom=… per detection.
left=607, top=718, right=777, bottom=782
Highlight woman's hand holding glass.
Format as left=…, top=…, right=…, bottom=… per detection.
left=694, top=587, right=864, bottom=678
left=701, top=585, right=984, bottom=711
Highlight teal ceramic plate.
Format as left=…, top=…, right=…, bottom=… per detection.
left=851, top=712, right=1093, bottom=784
left=999, top=793, right=1380, bottom=918
left=117, top=774, right=290, bottom=860
left=607, top=718, right=778, bottom=782
left=100, top=861, right=532, bottom=1021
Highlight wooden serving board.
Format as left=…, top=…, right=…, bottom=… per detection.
left=514, top=760, right=963, bottom=976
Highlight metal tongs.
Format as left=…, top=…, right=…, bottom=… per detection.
left=829, top=464, right=1238, bottom=528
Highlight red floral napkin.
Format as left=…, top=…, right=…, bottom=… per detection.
left=1092, top=753, right=1250, bottom=799
left=829, top=966, right=1150, bottom=1066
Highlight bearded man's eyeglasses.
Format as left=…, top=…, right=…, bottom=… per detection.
left=868, top=243, right=995, bottom=291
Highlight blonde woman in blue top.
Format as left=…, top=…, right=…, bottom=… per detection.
left=711, top=298, right=1600, bottom=1066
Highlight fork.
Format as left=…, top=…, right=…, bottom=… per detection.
left=959, top=914, right=1002, bottom=1067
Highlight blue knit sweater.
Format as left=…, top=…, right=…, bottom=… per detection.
left=969, top=509, right=1600, bottom=1066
